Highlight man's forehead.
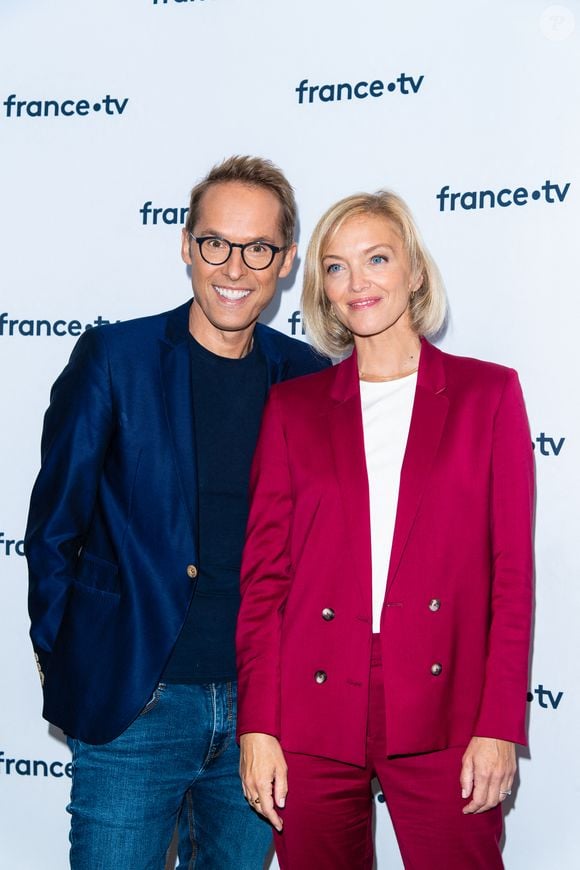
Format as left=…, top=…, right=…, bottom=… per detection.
left=195, top=182, right=283, bottom=240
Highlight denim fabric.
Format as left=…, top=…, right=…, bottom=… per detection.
left=67, top=682, right=272, bottom=869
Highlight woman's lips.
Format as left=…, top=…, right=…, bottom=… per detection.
left=348, top=297, right=381, bottom=310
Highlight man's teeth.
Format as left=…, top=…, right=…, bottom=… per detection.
left=215, top=286, right=251, bottom=300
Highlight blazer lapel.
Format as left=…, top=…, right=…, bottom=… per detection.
left=159, top=304, right=198, bottom=547
left=386, top=339, right=448, bottom=593
left=327, top=352, right=372, bottom=616
left=253, top=323, right=285, bottom=388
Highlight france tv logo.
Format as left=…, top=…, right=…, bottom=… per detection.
left=295, top=73, right=424, bottom=105
left=532, top=433, right=565, bottom=457
left=527, top=684, right=564, bottom=710
left=3, top=94, right=129, bottom=119
left=0, top=532, right=24, bottom=557
left=436, top=180, right=570, bottom=212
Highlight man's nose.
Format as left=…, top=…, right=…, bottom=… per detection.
left=223, top=245, right=247, bottom=279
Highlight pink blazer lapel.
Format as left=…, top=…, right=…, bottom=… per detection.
left=324, top=341, right=448, bottom=610
left=387, top=339, right=449, bottom=594
left=327, top=351, right=372, bottom=617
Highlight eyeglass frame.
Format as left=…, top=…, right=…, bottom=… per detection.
left=189, top=233, right=287, bottom=271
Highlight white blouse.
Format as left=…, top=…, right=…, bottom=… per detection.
left=359, top=372, right=417, bottom=632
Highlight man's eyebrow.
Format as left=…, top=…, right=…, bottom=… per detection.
left=195, top=228, right=279, bottom=244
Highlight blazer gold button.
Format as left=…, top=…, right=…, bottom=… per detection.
left=186, top=564, right=198, bottom=579
left=314, top=670, right=327, bottom=684
left=428, top=599, right=441, bottom=612
left=431, top=662, right=442, bottom=676
left=321, top=607, right=335, bottom=621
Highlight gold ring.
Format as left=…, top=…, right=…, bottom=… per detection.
left=253, top=796, right=261, bottom=805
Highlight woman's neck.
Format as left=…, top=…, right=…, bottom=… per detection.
left=354, top=330, right=421, bottom=381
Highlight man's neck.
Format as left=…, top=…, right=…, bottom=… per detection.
left=188, top=303, right=256, bottom=359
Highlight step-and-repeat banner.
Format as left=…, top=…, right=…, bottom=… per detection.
left=1, top=1, right=578, bottom=867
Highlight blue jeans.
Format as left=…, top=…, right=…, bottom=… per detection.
left=67, top=682, right=272, bottom=869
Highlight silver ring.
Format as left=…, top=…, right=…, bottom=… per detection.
left=500, top=790, right=512, bottom=796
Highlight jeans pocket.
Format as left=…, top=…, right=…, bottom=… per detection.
left=138, top=683, right=166, bottom=718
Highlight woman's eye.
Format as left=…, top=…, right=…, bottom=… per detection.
left=326, top=263, right=343, bottom=274
left=370, top=255, right=386, bottom=265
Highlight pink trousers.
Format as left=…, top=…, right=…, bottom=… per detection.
left=275, top=636, right=503, bottom=869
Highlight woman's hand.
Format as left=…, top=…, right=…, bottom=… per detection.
left=460, top=736, right=516, bottom=814
left=239, top=732, right=288, bottom=831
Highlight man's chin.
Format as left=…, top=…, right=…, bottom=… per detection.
left=210, top=316, right=259, bottom=334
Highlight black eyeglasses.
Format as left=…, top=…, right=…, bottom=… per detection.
left=190, top=234, right=285, bottom=270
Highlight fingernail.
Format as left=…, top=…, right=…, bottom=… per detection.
left=278, top=797, right=285, bottom=808
left=461, top=789, right=468, bottom=798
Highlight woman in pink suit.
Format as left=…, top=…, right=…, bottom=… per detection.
left=236, top=191, right=534, bottom=869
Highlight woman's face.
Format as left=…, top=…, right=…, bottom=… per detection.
left=322, top=213, right=422, bottom=343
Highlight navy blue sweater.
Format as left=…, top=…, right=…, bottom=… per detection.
left=162, top=336, right=269, bottom=682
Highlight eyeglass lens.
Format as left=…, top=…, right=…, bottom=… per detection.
left=199, top=237, right=275, bottom=270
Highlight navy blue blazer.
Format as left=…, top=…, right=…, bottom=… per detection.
left=25, top=301, right=329, bottom=744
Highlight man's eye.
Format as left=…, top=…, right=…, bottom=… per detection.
left=247, top=243, right=268, bottom=254
left=208, top=238, right=227, bottom=249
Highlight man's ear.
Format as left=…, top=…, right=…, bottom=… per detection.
left=278, top=242, right=297, bottom=279
left=181, top=229, right=193, bottom=266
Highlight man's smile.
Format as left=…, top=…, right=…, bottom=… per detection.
left=213, top=285, right=252, bottom=301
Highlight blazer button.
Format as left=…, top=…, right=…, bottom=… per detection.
left=431, top=662, right=443, bottom=676
left=314, top=670, right=328, bottom=684
left=428, top=598, right=441, bottom=612
left=321, top=607, right=335, bottom=621
left=186, top=564, right=198, bottom=579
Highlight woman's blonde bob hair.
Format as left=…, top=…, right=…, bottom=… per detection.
left=302, top=191, right=447, bottom=358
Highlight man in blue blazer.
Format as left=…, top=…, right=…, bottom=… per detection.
left=25, top=155, right=328, bottom=869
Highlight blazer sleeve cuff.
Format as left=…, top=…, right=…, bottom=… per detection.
left=32, top=646, right=51, bottom=687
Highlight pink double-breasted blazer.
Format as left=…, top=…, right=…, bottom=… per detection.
left=236, top=339, right=534, bottom=766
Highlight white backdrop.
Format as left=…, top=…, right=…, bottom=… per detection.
left=1, top=1, right=579, bottom=867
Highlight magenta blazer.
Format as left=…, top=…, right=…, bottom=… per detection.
left=236, top=339, right=534, bottom=766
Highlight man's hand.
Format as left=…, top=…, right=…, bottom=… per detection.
left=239, top=733, right=288, bottom=831
left=460, top=736, right=516, bottom=814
